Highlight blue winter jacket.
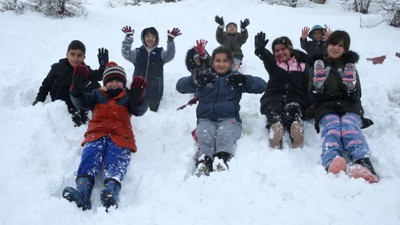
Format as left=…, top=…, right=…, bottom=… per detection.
left=176, top=72, right=267, bottom=123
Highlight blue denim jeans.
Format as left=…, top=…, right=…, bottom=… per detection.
left=77, top=136, right=131, bottom=183
left=320, top=113, right=371, bottom=168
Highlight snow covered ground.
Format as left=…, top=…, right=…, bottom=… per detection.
left=1, top=0, right=400, bottom=224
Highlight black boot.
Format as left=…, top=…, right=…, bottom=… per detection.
left=349, top=158, right=379, bottom=183
left=100, top=178, right=121, bottom=211
left=213, top=152, right=232, bottom=171
left=63, top=177, right=94, bottom=210
left=194, top=155, right=213, bottom=177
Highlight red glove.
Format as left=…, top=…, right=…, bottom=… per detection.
left=194, top=39, right=207, bottom=57
left=129, top=76, right=147, bottom=105
left=168, top=28, right=182, bottom=41
left=70, top=65, right=90, bottom=97
left=121, top=25, right=134, bottom=36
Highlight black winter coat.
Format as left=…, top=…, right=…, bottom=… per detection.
left=35, top=58, right=103, bottom=108
left=309, top=51, right=373, bottom=132
left=255, top=48, right=311, bottom=115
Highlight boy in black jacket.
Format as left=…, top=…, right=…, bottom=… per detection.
left=33, top=40, right=109, bottom=126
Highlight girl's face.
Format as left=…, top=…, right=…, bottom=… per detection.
left=144, top=33, right=157, bottom=47
left=212, top=53, right=232, bottom=75
left=105, top=80, right=124, bottom=90
left=312, top=30, right=323, bottom=41
left=66, top=49, right=85, bottom=67
left=226, top=24, right=237, bottom=34
left=273, top=43, right=291, bottom=62
left=327, top=41, right=345, bottom=59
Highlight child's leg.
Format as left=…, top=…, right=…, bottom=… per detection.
left=196, top=119, right=217, bottom=158
left=284, top=102, right=304, bottom=148
left=340, top=113, right=371, bottom=161
left=143, top=96, right=161, bottom=112
left=76, top=137, right=108, bottom=179
left=215, top=118, right=242, bottom=156
left=264, top=102, right=285, bottom=149
left=320, top=114, right=345, bottom=169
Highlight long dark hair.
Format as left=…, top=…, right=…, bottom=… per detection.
left=326, top=30, right=351, bottom=52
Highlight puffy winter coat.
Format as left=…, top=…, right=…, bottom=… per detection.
left=300, top=37, right=327, bottom=62
left=122, top=27, right=175, bottom=99
left=35, top=58, right=103, bottom=108
left=255, top=48, right=311, bottom=115
left=71, top=88, right=148, bottom=152
left=176, top=71, right=267, bottom=123
left=309, top=51, right=372, bottom=132
left=216, top=27, right=248, bottom=60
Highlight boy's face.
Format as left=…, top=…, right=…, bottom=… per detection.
left=212, top=53, right=232, bottom=75
left=66, top=49, right=85, bottom=67
left=105, top=79, right=124, bottom=90
left=226, top=24, right=237, bottom=34
left=144, top=33, right=157, bottom=47
left=274, top=44, right=291, bottom=62
left=312, top=30, right=323, bottom=41
left=327, top=41, right=345, bottom=59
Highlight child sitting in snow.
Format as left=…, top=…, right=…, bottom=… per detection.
left=185, top=39, right=211, bottom=77
left=62, top=62, right=148, bottom=211
left=176, top=46, right=267, bottom=177
left=121, top=25, right=181, bottom=112
left=309, top=30, right=379, bottom=183
left=215, top=15, right=249, bottom=68
left=33, top=40, right=109, bottom=127
left=300, top=25, right=331, bottom=64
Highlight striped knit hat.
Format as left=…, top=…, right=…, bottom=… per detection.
left=103, top=61, right=127, bottom=86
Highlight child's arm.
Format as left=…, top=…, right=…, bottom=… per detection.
left=126, top=77, right=148, bottom=116
left=239, top=18, right=249, bottom=43
left=254, top=32, right=276, bottom=74
left=176, top=76, right=198, bottom=94
left=161, top=28, right=181, bottom=63
left=33, top=65, right=57, bottom=105
left=121, top=26, right=137, bottom=64
left=69, top=65, right=97, bottom=110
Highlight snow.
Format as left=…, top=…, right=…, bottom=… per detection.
left=1, top=0, right=400, bottom=224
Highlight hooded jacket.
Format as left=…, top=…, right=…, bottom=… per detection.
left=122, top=27, right=175, bottom=99
left=216, top=27, right=248, bottom=60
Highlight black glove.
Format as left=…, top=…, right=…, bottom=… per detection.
left=32, top=100, right=40, bottom=106
left=226, top=72, right=247, bottom=86
left=128, top=76, right=147, bottom=105
left=70, top=65, right=89, bottom=97
left=215, top=15, right=224, bottom=26
left=255, top=32, right=269, bottom=50
left=195, top=69, right=217, bottom=87
left=240, top=18, right=250, bottom=29
left=97, top=48, right=109, bottom=70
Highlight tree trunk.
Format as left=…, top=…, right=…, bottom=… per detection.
left=390, top=10, right=400, bottom=28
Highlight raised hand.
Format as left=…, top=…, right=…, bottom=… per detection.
left=195, top=69, right=217, bottom=87
left=240, top=18, right=250, bottom=29
left=168, top=27, right=182, bottom=41
left=194, top=39, right=208, bottom=57
left=121, top=25, right=134, bottom=36
left=313, top=60, right=330, bottom=91
left=70, top=65, right=90, bottom=97
left=301, top=26, right=310, bottom=39
left=128, top=76, right=147, bottom=105
left=254, top=32, right=269, bottom=50
left=97, top=48, right=109, bottom=69
left=339, top=63, right=357, bottom=91
left=215, top=15, right=224, bottom=26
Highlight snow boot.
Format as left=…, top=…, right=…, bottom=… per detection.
left=327, top=156, right=347, bottom=174
left=62, top=177, right=94, bottom=210
left=290, top=121, right=304, bottom=148
left=269, top=122, right=284, bottom=149
left=194, top=155, right=213, bottom=177
left=100, top=178, right=121, bottom=211
left=213, top=151, right=232, bottom=172
left=348, top=158, right=379, bottom=183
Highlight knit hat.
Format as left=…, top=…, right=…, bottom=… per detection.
left=226, top=22, right=237, bottom=29
left=103, top=61, right=127, bottom=86
left=68, top=40, right=86, bottom=53
left=308, top=25, right=325, bottom=39
left=271, top=36, right=293, bottom=53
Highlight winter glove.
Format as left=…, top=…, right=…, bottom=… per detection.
left=240, top=18, right=250, bottom=30
left=70, top=65, right=90, bottom=97
left=128, top=76, right=147, bottom=105
left=121, top=25, right=134, bottom=37
left=195, top=69, right=217, bottom=87
left=215, top=15, right=224, bottom=27
left=313, top=60, right=330, bottom=91
left=32, top=100, right=40, bottom=106
left=226, top=72, right=247, bottom=86
left=254, top=32, right=269, bottom=50
left=194, top=39, right=208, bottom=58
left=97, top=48, right=109, bottom=70
left=339, top=63, right=357, bottom=92
left=168, top=28, right=182, bottom=42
